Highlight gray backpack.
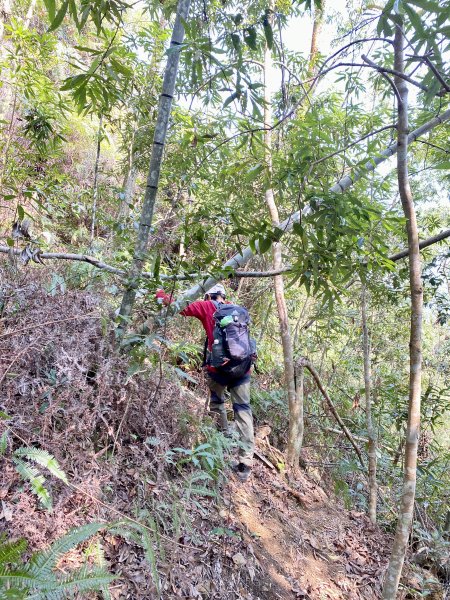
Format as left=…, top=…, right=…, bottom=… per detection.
left=208, top=302, right=256, bottom=378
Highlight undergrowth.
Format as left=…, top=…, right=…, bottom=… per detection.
left=0, top=523, right=114, bottom=599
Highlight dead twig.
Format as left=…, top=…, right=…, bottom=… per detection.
left=0, top=342, right=39, bottom=386
left=0, top=313, right=101, bottom=339
left=297, top=358, right=365, bottom=467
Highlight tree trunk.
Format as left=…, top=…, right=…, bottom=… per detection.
left=361, top=284, right=377, bottom=523
left=263, top=3, right=300, bottom=470
left=116, top=0, right=191, bottom=340
left=90, top=114, right=102, bottom=249
left=291, top=363, right=304, bottom=461
left=308, top=0, right=325, bottom=76
left=382, top=22, right=424, bottom=600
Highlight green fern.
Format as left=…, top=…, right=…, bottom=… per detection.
left=29, top=565, right=114, bottom=600
left=0, top=524, right=114, bottom=600
left=14, top=448, right=68, bottom=484
left=29, top=524, right=105, bottom=578
left=10, top=447, right=68, bottom=510
left=12, top=458, right=52, bottom=510
left=83, top=538, right=111, bottom=600
left=0, top=537, right=27, bottom=565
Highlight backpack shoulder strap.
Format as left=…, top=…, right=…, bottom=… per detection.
left=202, top=336, right=208, bottom=366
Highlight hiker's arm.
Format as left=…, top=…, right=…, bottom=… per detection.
left=179, top=301, right=205, bottom=318
left=155, top=289, right=204, bottom=319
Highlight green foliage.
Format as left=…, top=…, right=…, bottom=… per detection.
left=42, top=0, right=130, bottom=33
left=14, top=448, right=68, bottom=484
left=0, top=524, right=114, bottom=599
left=1, top=0, right=450, bottom=579
left=61, top=35, right=137, bottom=115
left=13, top=458, right=53, bottom=511
left=4, top=446, right=69, bottom=511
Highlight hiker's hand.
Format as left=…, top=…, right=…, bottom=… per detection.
left=155, top=289, right=172, bottom=306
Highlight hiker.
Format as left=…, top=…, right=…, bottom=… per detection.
left=155, top=284, right=255, bottom=482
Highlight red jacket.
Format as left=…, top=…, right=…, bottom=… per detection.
left=155, top=291, right=224, bottom=372
left=180, top=300, right=219, bottom=351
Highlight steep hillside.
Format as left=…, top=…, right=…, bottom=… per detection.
left=0, top=267, right=445, bottom=599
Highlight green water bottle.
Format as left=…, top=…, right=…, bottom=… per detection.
left=220, top=315, right=233, bottom=327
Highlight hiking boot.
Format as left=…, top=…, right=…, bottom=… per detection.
left=231, top=462, right=252, bottom=482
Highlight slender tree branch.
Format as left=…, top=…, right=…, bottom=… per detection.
left=2, top=228, right=448, bottom=279
left=414, top=139, right=450, bottom=155
left=310, top=124, right=396, bottom=168
left=388, top=228, right=450, bottom=262
left=297, top=357, right=365, bottom=466
left=408, top=53, right=450, bottom=92
left=361, top=54, right=429, bottom=92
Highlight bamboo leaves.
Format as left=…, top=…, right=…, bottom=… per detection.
left=42, top=0, right=130, bottom=33
left=61, top=39, right=136, bottom=115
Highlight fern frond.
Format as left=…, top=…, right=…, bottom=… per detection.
left=148, top=516, right=165, bottom=563
left=28, top=565, right=115, bottom=600
left=0, top=587, right=28, bottom=599
left=29, top=523, right=106, bottom=578
left=13, top=448, right=68, bottom=484
left=0, top=538, right=27, bottom=565
left=106, top=524, right=141, bottom=546
left=12, top=458, right=52, bottom=510
left=141, top=529, right=160, bottom=594
left=85, top=540, right=111, bottom=600
left=0, top=568, right=41, bottom=588
left=0, top=430, right=8, bottom=456
left=189, top=486, right=217, bottom=498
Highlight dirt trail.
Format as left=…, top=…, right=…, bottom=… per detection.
left=225, top=458, right=389, bottom=600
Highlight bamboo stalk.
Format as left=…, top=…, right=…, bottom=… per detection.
left=116, top=0, right=191, bottom=340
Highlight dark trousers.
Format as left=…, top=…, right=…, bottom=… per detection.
left=206, top=374, right=254, bottom=467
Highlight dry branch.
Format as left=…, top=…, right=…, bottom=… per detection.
left=1, top=227, right=449, bottom=282
left=298, top=357, right=365, bottom=466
